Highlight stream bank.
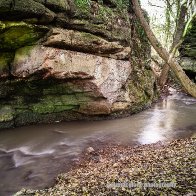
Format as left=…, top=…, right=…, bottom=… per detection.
left=0, top=91, right=195, bottom=195
left=16, top=137, right=196, bottom=195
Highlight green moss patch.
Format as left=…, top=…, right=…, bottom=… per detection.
left=0, top=21, right=49, bottom=51
left=0, top=52, right=14, bottom=76
left=70, top=0, right=131, bottom=44
left=0, top=0, right=54, bottom=22
left=74, top=0, right=90, bottom=12
left=34, top=0, right=70, bottom=12
left=181, top=15, right=196, bottom=58
left=0, top=105, right=14, bottom=122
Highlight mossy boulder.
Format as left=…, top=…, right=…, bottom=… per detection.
left=0, top=21, right=49, bottom=51
left=180, top=57, right=196, bottom=72
left=179, top=14, right=196, bottom=81
left=0, top=21, right=5, bottom=32
left=126, top=8, right=156, bottom=113
left=56, top=0, right=131, bottom=44
left=128, top=69, right=155, bottom=111
left=34, top=0, right=70, bottom=12
left=0, top=78, right=109, bottom=128
left=180, top=15, right=196, bottom=58
left=30, top=94, right=83, bottom=114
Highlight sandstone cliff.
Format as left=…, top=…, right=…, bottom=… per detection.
left=0, top=0, right=156, bottom=129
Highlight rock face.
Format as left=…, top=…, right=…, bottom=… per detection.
left=179, top=15, right=196, bottom=82
left=0, top=0, right=156, bottom=129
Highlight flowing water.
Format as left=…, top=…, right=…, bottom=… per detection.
left=0, top=90, right=196, bottom=195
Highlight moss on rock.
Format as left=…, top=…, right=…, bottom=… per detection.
left=0, top=78, right=100, bottom=128
left=0, top=21, right=5, bottom=32
left=127, top=9, right=156, bottom=113
left=180, top=15, right=196, bottom=58
left=180, top=14, right=196, bottom=80
left=34, top=0, right=70, bottom=12
left=0, top=21, right=49, bottom=51
left=66, top=0, right=131, bottom=44
left=0, top=52, right=14, bottom=77
left=0, top=105, right=14, bottom=122
left=128, top=69, right=155, bottom=112
left=0, top=0, right=55, bottom=23
left=30, top=95, right=80, bottom=114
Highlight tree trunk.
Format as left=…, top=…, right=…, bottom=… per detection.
left=151, top=57, right=161, bottom=78
left=132, top=0, right=196, bottom=98
left=159, top=2, right=188, bottom=87
left=159, top=63, right=170, bottom=87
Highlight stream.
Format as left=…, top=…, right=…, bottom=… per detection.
left=0, top=90, right=196, bottom=195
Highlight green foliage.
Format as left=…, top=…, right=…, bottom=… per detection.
left=116, top=0, right=130, bottom=9
left=183, top=13, right=196, bottom=37
left=75, top=0, right=90, bottom=7
left=74, top=0, right=90, bottom=11
left=144, top=0, right=195, bottom=53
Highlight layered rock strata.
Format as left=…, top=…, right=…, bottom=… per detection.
left=0, top=0, right=156, bottom=129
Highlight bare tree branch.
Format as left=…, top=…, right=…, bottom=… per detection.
left=159, top=2, right=188, bottom=87
left=132, top=0, right=196, bottom=98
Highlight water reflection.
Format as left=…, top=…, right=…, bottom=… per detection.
left=139, top=97, right=178, bottom=144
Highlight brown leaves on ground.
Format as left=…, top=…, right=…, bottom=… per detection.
left=16, top=138, right=196, bottom=196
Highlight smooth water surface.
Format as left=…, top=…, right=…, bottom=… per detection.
left=0, top=91, right=196, bottom=195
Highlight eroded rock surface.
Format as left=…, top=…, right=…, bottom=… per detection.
left=0, top=0, right=156, bottom=129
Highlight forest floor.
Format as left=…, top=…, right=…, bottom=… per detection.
left=16, top=137, right=195, bottom=196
